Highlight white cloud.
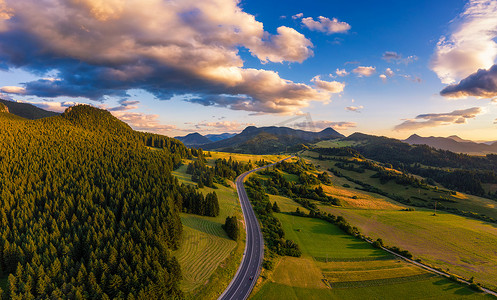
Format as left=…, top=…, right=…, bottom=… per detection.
left=292, top=13, right=303, bottom=19
left=379, top=74, right=387, bottom=82
left=311, top=76, right=345, bottom=93
left=301, top=16, right=350, bottom=34
left=352, top=66, right=376, bottom=77
left=394, top=107, right=482, bottom=131
left=431, top=0, right=497, bottom=84
left=385, top=68, right=394, bottom=77
left=0, top=86, right=26, bottom=94
left=345, top=105, right=363, bottom=112
left=335, top=68, right=348, bottom=77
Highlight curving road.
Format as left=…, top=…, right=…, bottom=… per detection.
left=219, top=157, right=293, bottom=300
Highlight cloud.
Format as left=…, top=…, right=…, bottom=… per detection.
left=382, top=51, right=402, bottom=62
left=431, top=0, right=497, bottom=84
left=311, top=76, right=345, bottom=93
left=382, top=51, right=418, bottom=64
left=0, top=86, right=25, bottom=94
left=106, top=99, right=140, bottom=111
left=295, top=120, right=356, bottom=131
left=112, top=111, right=177, bottom=134
left=352, top=66, right=376, bottom=77
left=385, top=68, right=394, bottom=77
left=379, top=68, right=394, bottom=82
left=194, top=120, right=253, bottom=132
left=394, top=107, right=482, bottom=131
left=335, top=68, right=348, bottom=77
left=292, top=13, right=303, bottom=19
left=15, top=100, right=78, bottom=113
left=440, top=64, right=497, bottom=99
left=301, top=16, right=350, bottom=34
left=345, top=105, right=363, bottom=112
left=0, top=0, right=327, bottom=114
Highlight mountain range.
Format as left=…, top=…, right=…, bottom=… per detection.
left=403, top=134, right=497, bottom=155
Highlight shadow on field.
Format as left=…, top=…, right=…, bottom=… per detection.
left=432, top=278, right=478, bottom=296
left=181, top=215, right=231, bottom=240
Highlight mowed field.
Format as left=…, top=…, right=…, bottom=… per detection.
left=319, top=205, right=497, bottom=291
left=251, top=205, right=489, bottom=299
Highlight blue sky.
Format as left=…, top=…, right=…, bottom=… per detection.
left=0, top=0, right=496, bottom=140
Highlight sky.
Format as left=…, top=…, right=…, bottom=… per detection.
left=0, top=0, right=496, bottom=140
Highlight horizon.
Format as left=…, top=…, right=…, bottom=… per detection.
left=0, top=0, right=496, bottom=140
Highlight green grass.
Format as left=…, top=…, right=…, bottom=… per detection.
left=252, top=197, right=488, bottom=299
left=276, top=213, right=388, bottom=259
left=172, top=161, right=243, bottom=297
left=172, top=153, right=283, bottom=297
left=304, top=154, right=497, bottom=220
left=313, top=140, right=358, bottom=148
left=318, top=206, right=497, bottom=291
left=269, top=194, right=310, bottom=214
left=175, top=216, right=237, bottom=292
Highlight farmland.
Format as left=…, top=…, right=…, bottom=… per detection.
left=172, top=153, right=285, bottom=298
left=251, top=207, right=488, bottom=299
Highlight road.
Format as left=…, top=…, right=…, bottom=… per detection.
left=219, top=156, right=293, bottom=300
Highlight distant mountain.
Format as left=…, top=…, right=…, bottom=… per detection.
left=403, top=134, right=497, bottom=155
left=202, top=126, right=344, bottom=154
left=175, top=132, right=212, bottom=147
left=204, top=133, right=236, bottom=142
left=0, top=99, right=59, bottom=119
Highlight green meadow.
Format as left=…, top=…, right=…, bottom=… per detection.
left=251, top=195, right=490, bottom=299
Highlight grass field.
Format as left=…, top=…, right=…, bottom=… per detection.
left=318, top=206, right=497, bottom=291
left=269, top=194, right=310, bottom=214
left=252, top=208, right=488, bottom=299
left=173, top=161, right=243, bottom=297
left=304, top=153, right=497, bottom=220
left=172, top=153, right=287, bottom=298
left=207, top=152, right=286, bottom=165
left=276, top=213, right=388, bottom=260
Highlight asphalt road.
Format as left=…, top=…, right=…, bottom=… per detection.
left=219, top=157, right=293, bottom=300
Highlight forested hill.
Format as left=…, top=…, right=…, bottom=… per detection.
left=0, top=99, right=59, bottom=119
left=0, top=105, right=191, bottom=298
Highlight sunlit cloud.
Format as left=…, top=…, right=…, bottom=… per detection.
left=394, top=107, right=482, bottom=131
left=345, top=105, right=363, bottom=112
left=311, top=76, right=345, bottom=93
left=0, top=0, right=329, bottom=114
left=301, top=16, right=351, bottom=34
left=352, top=66, right=376, bottom=77
left=335, top=68, right=348, bottom=77
left=0, top=86, right=26, bottom=94
left=292, top=13, right=303, bottom=19
left=431, top=0, right=497, bottom=84
left=112, top=111, right=177, bottom=134
left=379, top=74, right=387, bottom=82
